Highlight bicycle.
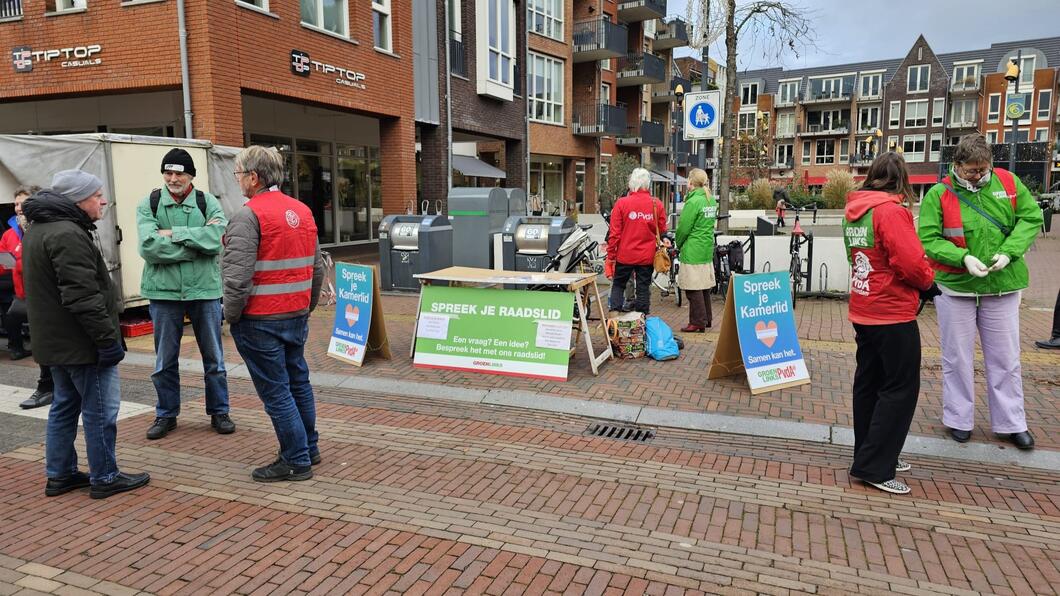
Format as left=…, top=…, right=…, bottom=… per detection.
left=651, top=231, right=681, bottom=307
left=787, top=206, right=814, bottom=308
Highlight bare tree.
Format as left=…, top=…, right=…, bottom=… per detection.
left=717, top=0, right=815, bottom=229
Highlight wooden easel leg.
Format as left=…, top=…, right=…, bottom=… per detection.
left=575, top=286, right=599, bottom=375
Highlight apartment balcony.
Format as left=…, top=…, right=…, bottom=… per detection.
left=850, top=153, right=877, bottom=166
left=773, top=158, right=794, bottom=170
left=449, top=36, right=467, bottom=77
left=800, top=91, right=852, bottom=105
left=572, top=18, right=628, bottom=63
left=947, top=118, right=978, bottom=130
left=652, top=76, right=691, bottom=102
left=797, top=123, right=850, bottom=137
left=774, top=127, right=796, bottom=139
left=650, top=137, right=692, bottom=155
left=0, top=0, right=21, bottom=19
left=617, top=120, right=665, bottom=147
left=572, top=102, right=629, bottom=137
left=616, top=52, right=665, bottom=87
left=857, top=93, right=883, bottom=103
left=949, top=75, right=981, bottom=95
left=654, top=18, right=689, bottom=50
left=617, top=0, right=666, bottom=23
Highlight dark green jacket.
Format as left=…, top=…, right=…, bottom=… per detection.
left=22, top=191, right=121, bottom=366
left=137, top=187, right=226, bottom=301
left=674, top=187, right=717, bottom=265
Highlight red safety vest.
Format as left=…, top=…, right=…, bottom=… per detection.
left=928, top=168, right=1017, bottom=274
left=244, top=190, right=318, bottom=316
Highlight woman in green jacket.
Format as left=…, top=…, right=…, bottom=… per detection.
left=917, top=134, right=1043, bottom=450
left=674, top=168, right=718, bottom=332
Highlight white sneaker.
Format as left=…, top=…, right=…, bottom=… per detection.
left=866, top=479, right=910, bottom=495
left=895, top=459, right=911, bottom=472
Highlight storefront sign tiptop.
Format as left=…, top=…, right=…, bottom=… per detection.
left=11, top=44, right=102, bottom=72
left=290, top=49, right=366, bottom=90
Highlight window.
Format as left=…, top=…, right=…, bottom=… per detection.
left=476, top=0, right=516, bottom=100
left=904, top=100, right=928, bottom=127
left=815, top=140, right=835, bottom=164
left=449, top=0, right=462, bottom=41
left=932, top=98, right=945, bottom=126
left=527, top=0, right=563, bottom=41
left=599, top=82, right=610, bottom=105
left=949, top=99, right=977, bottom=127
left=985, top=131, right=998, bottom=144
left=806, top=109, right=849, bottom=131
left=859, top=73, right=882, bottom=98
left=602, top=58, right=611, bottom=72
left=930, top=133, right=942, bottom=161
left=839, top=139, right=850, bottom=164
left=741, top=83, right=759, bottom=106
left=372, top=0, right=391, bottom=51
left=888, top=101, right=901, bottom=127
left=1018, top=54, right=1035, bottom=86
left=856, top=139, right=873, bottom=159
left=777, top=81, right=800, bottom=105
left=775, top=112, right=795, bottom=137
left=987, top=94, right=1001, bottom=123
left=775, top=144, right=793, bottom=166
left=858, top=106, right=879, bottom=132
left=1037, top=90, right=1052, bottom=120
left=737, top=112, right=757, bottom=134
left=907, top=64, right=929, bottom=93
left=902, top=134, right=926, bottom=162
left=887, top=135, right=898, bottom=152
left=301, top=0, right=348, bottom=37
left=808, top=75, right=853, bottom=100
left=801, top=140, right=811, bottom=165
left=1034, top=128, right=1048, bottom=142
left=47, top=0, right=85, bottom=11
left=951, top=63, right=979, bottom=90
left=1003, top=129, right=1030, bottom=143
left=237, top=0, right=268, bottom=9
left=528, top=52, right=563, bottom=124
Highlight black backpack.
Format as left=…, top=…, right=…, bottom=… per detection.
left=726, top=240, right=745, bottom=273
left=150, top=188, right=207, bottom=219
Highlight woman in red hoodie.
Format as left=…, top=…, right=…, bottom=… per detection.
left=842, top=152, right=937, bottom=495
left=605, top=168, right=667, bottom=315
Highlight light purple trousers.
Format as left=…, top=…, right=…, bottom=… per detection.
left=935, top=292, right=1028, bottom=433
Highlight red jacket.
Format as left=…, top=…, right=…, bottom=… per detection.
left=0, top=226, right=23, bottom=299
left=607, top=190, right=667, bottom=266
left=843, top=191, right=934, bottom=325
left=243, top=191, right=318, bottom=316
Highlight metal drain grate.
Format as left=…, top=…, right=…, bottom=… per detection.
left=584, top=423, right=655, bottom=442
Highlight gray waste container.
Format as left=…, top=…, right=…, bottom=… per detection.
left=502, top=188, right=527, bottom=217
left=756, top=216, right=776, bottom=236
left=378, top=214, right=453, bottom=291
left=448, top=187, right=509, bottom=268
left=500, top=216, right=577, bottom=272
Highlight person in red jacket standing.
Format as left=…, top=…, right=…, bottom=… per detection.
left=605, top=168, right=667, bottom=315
left=842, top=152, right=938, bottom=495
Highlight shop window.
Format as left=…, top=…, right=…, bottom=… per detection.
left=373, top=0, right=392, bottom=52
left=301, top=0, right=348, bottom=38
left=527, top=0, right=562, bottom=42
left=476, top=0, right=516, bottom=101
left=528, top=52, right=564, bottom=125
left=530, top=159, right=564, bottom=215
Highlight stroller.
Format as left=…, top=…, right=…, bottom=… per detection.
left=542, top=224, right=601, bottom=276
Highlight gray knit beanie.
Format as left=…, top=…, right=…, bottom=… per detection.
left=51, top=170, right=104, bottom=203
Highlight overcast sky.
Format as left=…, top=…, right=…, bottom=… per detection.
left=670, top=0, right=1060, bottom=72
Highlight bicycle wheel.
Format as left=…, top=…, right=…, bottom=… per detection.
left=789, top=255, right=802, bottom=309
left=673, top=262, right=682, bottom=307
left=652, top=270, right=673, bottom=296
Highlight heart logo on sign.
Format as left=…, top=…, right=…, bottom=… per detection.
left=754, top=320, right=779, bottom=348
left=345, top=304, right=360, bottom=327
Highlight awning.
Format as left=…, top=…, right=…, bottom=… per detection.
left=805, top=176, right=827, bottom=185
left=908, top=174, right=938, bottom=185
left=451, top=154, right=507, bottom=179
left=652, top=170, right=687, bottom=185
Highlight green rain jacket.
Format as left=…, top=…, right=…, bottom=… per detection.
left=674, top=187, right=718, bottom=265
left=137, top=186, right=227, bottom=301
left=917, top=167, right=1043, bottom=296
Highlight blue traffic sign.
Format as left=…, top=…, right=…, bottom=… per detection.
left=688, top=102, right=715, bottom=129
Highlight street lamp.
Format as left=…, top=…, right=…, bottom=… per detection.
left=672, top=83, right=685, bottom=215
left=1004, top=52, right=1022, bottom=172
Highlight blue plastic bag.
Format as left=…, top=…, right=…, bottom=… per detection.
left=645, top=316, right=679, bottom=361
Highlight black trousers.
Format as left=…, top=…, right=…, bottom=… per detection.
left=609, top=263, right=653, bottom=314
left=1050, top=288, right=1060, bottom=339
left=850, top=321, right=921, bottom=483
left=4, top=296, right=25, bottom=351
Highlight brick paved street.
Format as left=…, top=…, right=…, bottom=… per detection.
left=1, top=374, right=1058, bottom=595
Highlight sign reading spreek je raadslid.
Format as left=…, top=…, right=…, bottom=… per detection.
left=328, top=263, right=391, bottom=366
left=414, top=285, right=574, bottom=381
left=707, top=272, right=809, bottom=394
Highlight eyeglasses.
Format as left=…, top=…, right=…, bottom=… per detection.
left=957, top=166, right=990, bottom=177
left=233, top=170, right=248, bottom=177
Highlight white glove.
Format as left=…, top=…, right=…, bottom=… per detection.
left=988, top=253, right=1011, bottom=272
left=963, top=255, right=990, bottom=278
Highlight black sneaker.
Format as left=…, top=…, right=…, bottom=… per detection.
left=252, top=458, right=313, bottom=483
left=19, top=390, right=53, bottom=410
left=9, top=348, right=31, bottom=361
left=146, top=417, right=177, bottom=440
left=44, top=471, right=90, bottom=497
left=211, top=414, right=236, bottom=434
left=89, top=472, right=150, bottom=499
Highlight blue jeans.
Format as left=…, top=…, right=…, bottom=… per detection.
left=149, top=299, right=229, bottom=418
left=47, top=365, right=120, bottom=484
left=230, top=316, right=317, bottom=467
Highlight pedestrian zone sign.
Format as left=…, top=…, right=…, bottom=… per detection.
left=683, top=90, right=720, bottom=140
left=707, top=272, right=810, bottom=394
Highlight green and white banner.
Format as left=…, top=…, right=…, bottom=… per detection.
left=414, top=285, right=574, bottom=381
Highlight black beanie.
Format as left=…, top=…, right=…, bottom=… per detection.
left=161, top=148, right=197, bottom=177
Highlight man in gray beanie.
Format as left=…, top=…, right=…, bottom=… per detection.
left=22, top=170, right=150, bottom=499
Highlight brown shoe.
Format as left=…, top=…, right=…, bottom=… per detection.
left=679, top=324, right=705, bottom=333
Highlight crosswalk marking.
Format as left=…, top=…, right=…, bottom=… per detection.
left=0, top=384, right=153, bottom=423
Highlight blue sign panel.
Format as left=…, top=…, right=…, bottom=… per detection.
left=328, top=263, right=374, bottom=365
left=731, top=272, right=809, bottom=392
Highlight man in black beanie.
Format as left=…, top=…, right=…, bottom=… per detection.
left=138, top=148, right=233, bottom=440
